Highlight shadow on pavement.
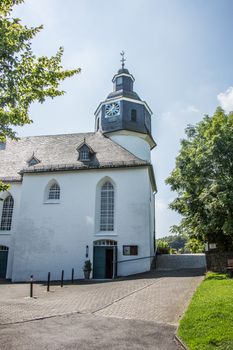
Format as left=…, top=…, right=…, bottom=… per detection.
left=43, top=268, right=206, bottom=286
left=0, top=268, right=205, bottom=286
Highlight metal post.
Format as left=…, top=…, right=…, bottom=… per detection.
left=71, top=268, right=74, bottom=284
left=47, top=272, right=50, bottom=292
left=61, top=270, right=64, bottom=287
left=30, top=275, right=33, bottom=298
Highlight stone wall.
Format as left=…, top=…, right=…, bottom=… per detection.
left=205, top=251, right=233, bottom=272
left=156, top=254, right=206, bottom=270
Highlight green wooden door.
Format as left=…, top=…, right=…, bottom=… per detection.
left=0, top=250, right=8, bottom=278
left=93, top=246, right=106, bottom=279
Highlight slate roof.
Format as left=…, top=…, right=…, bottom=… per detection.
left=0, top=131, right=149, bottom=182
left=107, top=89, right=141, bottom=101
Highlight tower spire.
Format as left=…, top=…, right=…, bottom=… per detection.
left=120, top=51, right=126, bottom=69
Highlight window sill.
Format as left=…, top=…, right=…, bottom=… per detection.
left=95, top=232, right=117, bottom=236
left=44, top=200, right=60, bottom=204
left=0, top=231, right=11, bottom=235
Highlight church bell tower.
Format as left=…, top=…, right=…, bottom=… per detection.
left=94, top=52, right=156, bottom=161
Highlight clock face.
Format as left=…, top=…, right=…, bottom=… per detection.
left=105, top=102, right=120, bottom=117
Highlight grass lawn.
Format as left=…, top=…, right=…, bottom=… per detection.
left=178, top=272, right=233, bottom=350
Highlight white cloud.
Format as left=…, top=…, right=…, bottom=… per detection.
left=160, top=111, right=178, bottom=128
left=179, top=105, right=200, bottom=114
left=186, top=105, right=200, bottom=113
left=217, top=87, right=233, bottom=113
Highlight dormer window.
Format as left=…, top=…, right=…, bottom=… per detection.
left=77, top=141, right=95, bottom=163
left=80, top=149, right=90, bottom=161
left=0, top=142, right=6, bottom=150
left=27, top=155, right=40, bottom=167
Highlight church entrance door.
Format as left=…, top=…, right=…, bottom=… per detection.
left=93, top=240, right=117, bottom=279
left=0, top=246, right=8, bottom=278
left=105, top=248, right=113, bottom=278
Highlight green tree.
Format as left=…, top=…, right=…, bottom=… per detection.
left=156, top=240, right=170, bottom=254
left=156, top=234, right=188, bottom=251
left=166, top=108, right=233, bottom=251
left=0, top=0, right=80, bottom=191
left=184, top=238, right=205, bottom=254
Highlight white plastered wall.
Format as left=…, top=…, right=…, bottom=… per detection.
left=109, top=134, right=151, bottom=161
left=11, top=167, right=154, bottom=281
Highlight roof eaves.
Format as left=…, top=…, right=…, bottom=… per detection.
left=20, top=161, right=149, bottom=174
left=0, top=176, right=22, bottom=183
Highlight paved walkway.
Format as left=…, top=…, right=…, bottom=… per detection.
left=0, top=269, right=204, bottom=349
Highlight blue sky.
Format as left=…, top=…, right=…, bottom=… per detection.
left=13, top=0, right=233, bottom=238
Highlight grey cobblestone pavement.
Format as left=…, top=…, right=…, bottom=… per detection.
left=95, top=271, right=203, bottom=324
left=0, top=269, right=204, bottom=326
left=0, top=277, right=158, bottom=324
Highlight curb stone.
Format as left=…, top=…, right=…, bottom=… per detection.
left=174, top=334, right=188, bottom=350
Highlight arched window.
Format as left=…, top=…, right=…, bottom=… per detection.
left=100, top=181, right=114, bottom=231
left=0, top=195, right=14, bottom=231
left=48, top=183, right=60, bottom=200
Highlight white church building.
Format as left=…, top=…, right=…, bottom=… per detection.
left=0, top=61, right=156, bottom=281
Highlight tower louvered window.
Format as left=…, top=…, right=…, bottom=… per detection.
left=131, top=109, right=137, bottom=122
left=0, top=195, right=14, bottom=231
left=100, top=181, right=114, bottom=231
left=48, top=183, right=60, bottom=200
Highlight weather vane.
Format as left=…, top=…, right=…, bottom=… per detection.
left=120, top=51, right=126, bottom=69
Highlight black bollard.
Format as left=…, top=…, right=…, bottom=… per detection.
left=30, top=275, right=33, bottom=298
left=47, top=272, right=51, bottom=292
left=71, top=268, right=74, bottom=284
left=61, top=270, right=64, bottom=287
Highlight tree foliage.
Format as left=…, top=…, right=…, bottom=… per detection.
left=0, top=0, right=80, bottom=191
left=156, top=234, right=188, bottom=251
left=156, top=240, right=170, bottom=254
left=156, top=234, right=204, bottom=253
left=184, top=238, right=205, bottom=254
left=166, top=108, right=233, bottom=250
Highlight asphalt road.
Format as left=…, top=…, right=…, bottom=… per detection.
left=0, top=313, right=182, bottom=350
